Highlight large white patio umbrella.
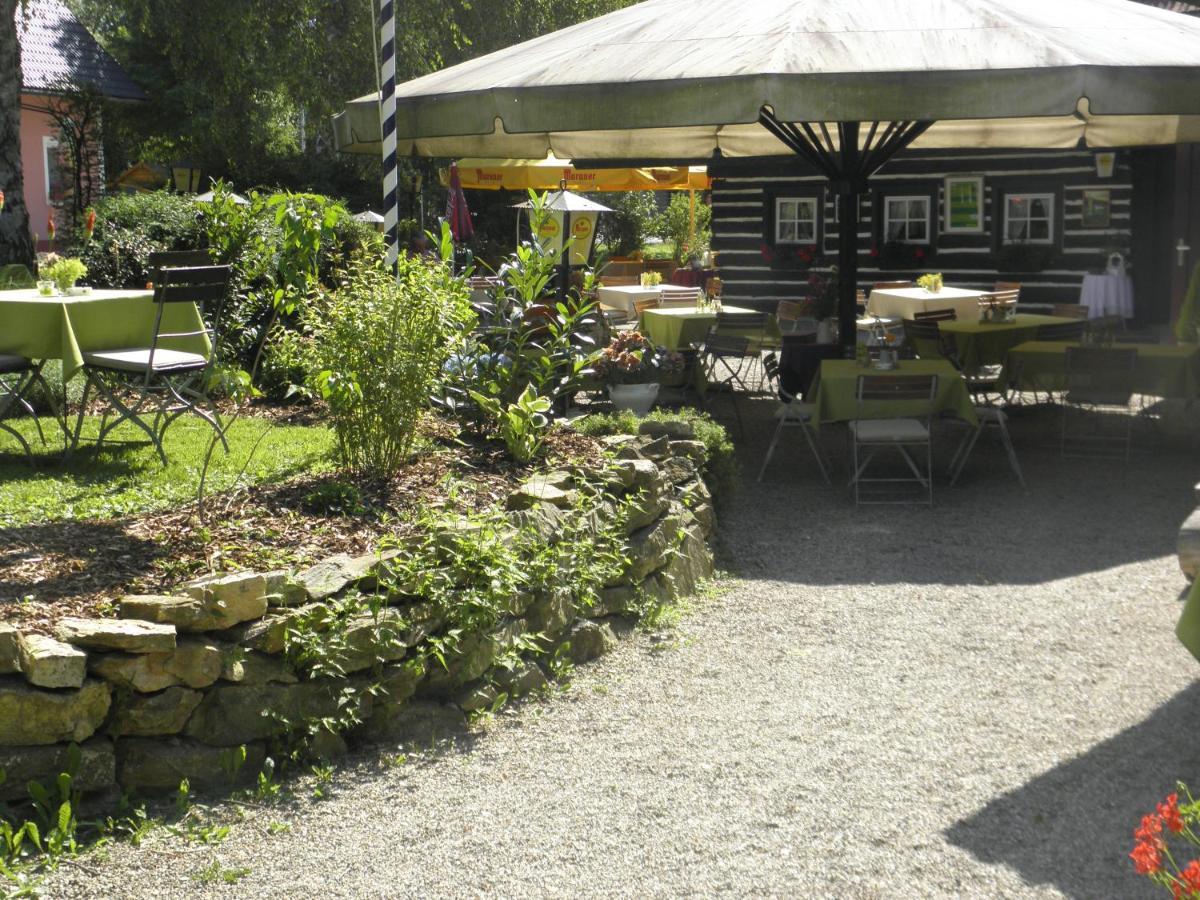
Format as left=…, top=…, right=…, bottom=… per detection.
left=335, top=0, right=1200, bottom=350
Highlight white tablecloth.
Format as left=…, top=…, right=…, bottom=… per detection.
left=597, top=284, right=664, bottom=315
left=865, top=286, right=987, bottom=321
left=1079, top=273, right=1134, bottom=320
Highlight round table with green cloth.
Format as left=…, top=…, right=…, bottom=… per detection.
left=639, top=304, right=780, bottom=351
left=808, top=359, right=977, bottom=431
left=0, top=289, right=209, bottom=379
left=1002, top=340, right=1200, bottom=398
left=935, top=313, right=1080, bottom=370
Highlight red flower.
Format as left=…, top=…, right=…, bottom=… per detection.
left=760, top=244, right=774, bottom=261
left=1181, top=860, right=1200, bottom=893
left=1160, top=794, right=1186, bottom=834
left=914, top=247, right=926, bottom=260
left=1136, top=814, right=1164, bottom=843
left=869, top=246, right=879, bottom=258
left=47, top=214, right=56, bottom=241
left=84, top=208, right=96, bottom=240
left=1131, top=840, right=1163, bottom=874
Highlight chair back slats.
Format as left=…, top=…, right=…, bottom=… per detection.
left=1052, top=303, right=1089, bottom=319
left=716, top=310, right=769, bottom=330
left=1036, top=320, right=1087, bottom=341
left=703, top=331, right=750, bottom=355
left=903, top=318, right=941, bottom=341
left=148, top=250, right=211, bottom=274
left=659, top=286, right=702, bottom=307
left=873, top=281, right=914, bottom=290
left=993, top=281, right=1022, bottom=296
left=156, top=278, right=232, bottom=305
left=978, top=289, right=1019, bottom=307
left=913, top=308, right=957, bottom=322
left=633, top=296, right=660, bottom=315
left=600, top=275, right=639, bottom=287
left=856, top=373, right=938, bottom=403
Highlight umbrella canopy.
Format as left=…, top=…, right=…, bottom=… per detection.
left=445, top=161, right=474, bottom=242
left=441, top=156, right=710, bottom=191
left=352, top=210, right=385, bottom=224
left=334, top=0, right=1200, bottom=159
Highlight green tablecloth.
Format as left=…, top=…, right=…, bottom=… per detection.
left=937, top=314, right=1078, bottom=370
left=639, top=304, right=780, bottom=351
left=810, top=359, right=977, bottom=431
left=1003, top=341, right=1200, bottom=398
left=1177, top=577, right=1200, bottom=663
left=0, top=289, right=209, bottom=379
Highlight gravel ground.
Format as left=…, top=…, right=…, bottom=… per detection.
left=41, top=398, right=1200, bottom=899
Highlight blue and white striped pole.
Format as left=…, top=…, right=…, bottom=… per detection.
left=378, top=0, right=399, bottom=269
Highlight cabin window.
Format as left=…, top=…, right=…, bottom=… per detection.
left=43, top=136, right=64, bottom=207
left=1003, top=193, right=1054, bottom=244
left=774, top=197, right=818, bottom=244
left=882, top=196, right=930, bottom=244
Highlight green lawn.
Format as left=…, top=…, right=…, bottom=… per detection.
left=0, top=415, right=335, bottom=527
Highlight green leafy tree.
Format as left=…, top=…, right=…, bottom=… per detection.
left=595, top=191, right=658, bottom=257
left=0, top=0, right=33, bottom=268
left=654, top=192, right=713, bottom=264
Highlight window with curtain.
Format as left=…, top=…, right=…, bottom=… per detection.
left=1004, top=193, right=1055, bottom=243
left=883, top=196, right=930, bottom=243
left=774, top=197, right=818, bottom=244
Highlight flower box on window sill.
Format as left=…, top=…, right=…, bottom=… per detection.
left=870, top=241, right=933, bottom=270
left=761, top=244, right=823, bottom=271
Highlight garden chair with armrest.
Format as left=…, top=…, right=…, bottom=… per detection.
left=850, top=373, right=939, bottom=506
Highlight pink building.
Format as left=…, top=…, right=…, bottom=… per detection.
left=16, top=0, right=144, bottom=249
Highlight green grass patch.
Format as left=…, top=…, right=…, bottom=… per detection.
left=0, top=415, right=335, bottom=527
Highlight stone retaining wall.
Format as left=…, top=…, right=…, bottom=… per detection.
left=0, top=420, right=716, bottom=800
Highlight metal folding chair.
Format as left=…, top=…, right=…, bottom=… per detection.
left=757, top=353, right=829, bottom=484
left=849, top=373, right=938, bottom=506
left=0, top=356, right=67, bottom=457
left=658, top=286, right=702, bottom=308
left=697, top=327, right=752, bottom=436
left=913, top=308, right=958, bottom=322
left=72, top=259, right=233, bottom=465
left=1060, top=345, right=1138, bottom=460
left=949, top=407, right=1024, bottom=486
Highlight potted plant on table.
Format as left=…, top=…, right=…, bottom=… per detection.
left=593, top=330, right=684, bottom=415
left=40, top=256, right=88, bottom=295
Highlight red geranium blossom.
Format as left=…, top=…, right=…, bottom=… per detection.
left=1132, top=840, right=1163, bottom=875
left=1161, top=795, right=1186, bottom=834
left=914, top=247, right=926, bottom=260
left=760, top=244, right=774, bottom=261
left=869, top=246, right=879, bottom=258
left=1137, top=814, right=1165, bottom=843
left=1181, top=860, right=1200, bottom=894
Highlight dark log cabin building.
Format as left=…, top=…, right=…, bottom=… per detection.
left=709, top=144, right=1200, bottom=329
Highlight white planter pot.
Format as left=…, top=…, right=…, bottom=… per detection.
left=608, top=382, right=660, bottom=416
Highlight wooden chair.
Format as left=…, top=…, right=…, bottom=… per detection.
left=633, top=296, right=660, bottom=315
left=873, top=281, right=915, bottom=290
left=993, top=281, right=1022, bottom=297
left=850, top=373, right=939, bottom=506
left=1061, top=346, right=1138, bottom=460
left=758, top=353, right=829, bottom=484
left=698, top=328, right=754, bottom=436
left=979, top=289, right=1020, bottom=308
left=72, top=260, right=234, bottom=465
left=1052, top=303, right=1089, bottom=320
left=856, top=289, right=868, bottom=315
left=903, top=318, right=951, bottom=359
left=776, top=300, right=818, bottom=337
left=913, top=308, right=958, bottom=322
left=599, top=274, right=640, bottom=287
left=658, top=286, right=702, bottom=308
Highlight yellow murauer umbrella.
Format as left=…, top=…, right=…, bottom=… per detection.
left=439, top=155, right=709, bottom=192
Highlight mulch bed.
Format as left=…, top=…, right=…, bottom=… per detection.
left=0, top=417, right=605, bottom=635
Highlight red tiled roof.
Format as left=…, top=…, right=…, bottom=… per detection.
left=16, top=0, right=145, bottom=101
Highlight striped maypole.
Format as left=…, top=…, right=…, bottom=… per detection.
left=377, top=0, right=399, bottom=269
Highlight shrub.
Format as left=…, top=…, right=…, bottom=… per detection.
left=75, top=191, right=206, bottom=287
left=309, top=252, right=473, bottom=475
left=654, top=192, right=712, bottom=264
left=597, top=191, right=660, bottom=257
left=573, top=407, right=738, bottom=500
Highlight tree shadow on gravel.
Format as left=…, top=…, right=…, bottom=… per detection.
left=945, top=680, right=1200, bottom=899
left=715, top=396, right=1200, bottom=586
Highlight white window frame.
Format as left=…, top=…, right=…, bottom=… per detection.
left=773, top=196, right=818, bottom=245
left=1003, top=192, right=1055, bottom=245
left=882, top=195, right=931, bottom=245
left=42, top=135, right=61, bottom=207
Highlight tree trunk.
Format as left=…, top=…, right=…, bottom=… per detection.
left=0, top=0, right=33, bottom=269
